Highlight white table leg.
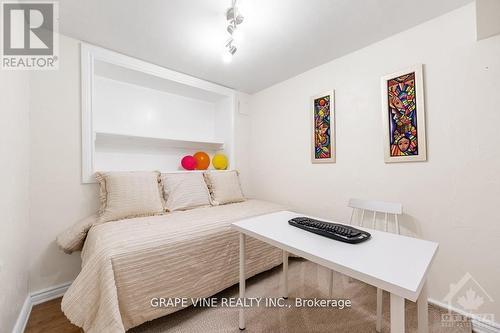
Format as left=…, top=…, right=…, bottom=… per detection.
left=417, top=283, right=429, bottom=333
left=239, top=233, right=246, bottom=330
left=328, top=270, right=334, bottom=297
left=376, top=288, right=383, bottom=332
left=282, top=250, right=288, bottom=299
left=390, top=293, right=405, bottom=333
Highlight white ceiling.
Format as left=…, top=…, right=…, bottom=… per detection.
left=59, top=0, right=472, bottom=93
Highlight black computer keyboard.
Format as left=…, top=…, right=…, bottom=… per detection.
left=288, top=217, right=371, bottom=244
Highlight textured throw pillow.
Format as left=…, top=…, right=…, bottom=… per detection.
left=161, top=172, right=211, bottom=211
left=203, top=170, right=245, bottom=205
left=96, top=171, right=166, bottom=222
left=56, top=214, right=98, bottom=254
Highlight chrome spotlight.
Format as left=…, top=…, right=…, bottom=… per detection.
left=226, top=7, right=244, bottom=25
left=222, top=0, right=244, bottom=63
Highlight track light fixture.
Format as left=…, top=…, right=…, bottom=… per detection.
left=225, top=39, right=237, bottom=54
left=223, top=38, right=237, bottom=63
left=226, top=7, right=244, bottom=25
left=223, top=0, right=244, bottom=63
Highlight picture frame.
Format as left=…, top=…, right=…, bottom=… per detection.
left=381, top=64, right=427, bottom=163
left=311, top=90, right=335, bottom=163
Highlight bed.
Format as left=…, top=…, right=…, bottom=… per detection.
left=60, top=199, right=284, bottom=333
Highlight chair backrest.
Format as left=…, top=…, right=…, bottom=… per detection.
left=348, top=198, right=403, bottom=234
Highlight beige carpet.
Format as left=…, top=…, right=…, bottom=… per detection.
left=130, top=259, right=471, bottom=333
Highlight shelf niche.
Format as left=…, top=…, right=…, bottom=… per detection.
left=81, top=43, right=236, bottom=183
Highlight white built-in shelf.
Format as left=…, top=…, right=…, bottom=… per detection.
left=94, top=132, right=225, bottom=151
left=81, top=43, right=235, bottom=183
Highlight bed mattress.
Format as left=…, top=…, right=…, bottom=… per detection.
left=61, top=200, right=284, bottom=332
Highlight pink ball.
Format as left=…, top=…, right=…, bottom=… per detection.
left=181, top=155, right=197, bottom=170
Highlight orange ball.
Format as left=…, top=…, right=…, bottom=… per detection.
left=193, top=151, right=210, bottom=170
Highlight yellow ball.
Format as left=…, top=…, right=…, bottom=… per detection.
left=212, top=154, right=228, bottom=170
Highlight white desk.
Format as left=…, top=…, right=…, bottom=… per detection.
left=232, top=211, right=438, bottom=333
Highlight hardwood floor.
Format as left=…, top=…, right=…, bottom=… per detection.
left=25, top=297, right=82, bottom=333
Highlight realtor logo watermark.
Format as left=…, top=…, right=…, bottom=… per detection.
left=1, top=1, right=58, bottom=70
left=441, top=272, right=495, bottom=328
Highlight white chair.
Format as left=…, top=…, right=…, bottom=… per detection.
left=328, top=198, right=402, bottom=333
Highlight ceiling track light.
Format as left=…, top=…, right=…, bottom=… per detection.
left=225, top=39, right=237, bottom=54
left=226, top=7, right=244, bottom=25
left=223, top=0, right=244, bottom=63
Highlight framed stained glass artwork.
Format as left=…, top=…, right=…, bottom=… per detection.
left=311, top=90, right=335, bottom=163
left=381, top=64, right=427, bottom=163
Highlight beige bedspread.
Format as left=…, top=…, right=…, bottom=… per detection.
left=62, top=200, right=284, bottom=333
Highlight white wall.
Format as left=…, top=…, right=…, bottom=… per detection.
left=0, top=72, right=31, bottom=332
left=476, top=0, right=500, bottom=40
left=29, top=35, right=99, bottom=292
left=247, top=3, right=500, bottom=320
left=94, top=76, right=217, bottom=141
left=234, top=92, right=253, bottom=193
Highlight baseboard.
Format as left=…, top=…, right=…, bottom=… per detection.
left=429, top=298, right=500, bottom=333
left=11, top=281, right=72, bottom=333
left=472, top=319, right=500, bottom=333
left=30, top=281, right=72, bottom=306
left=12, top=296, right=32, bottom=333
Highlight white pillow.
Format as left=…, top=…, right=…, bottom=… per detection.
left=96, top=171, right=166, bottom=222
left=161, top=172, right=211, bottom=211
left=203, top=170, right=245, bottom=205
